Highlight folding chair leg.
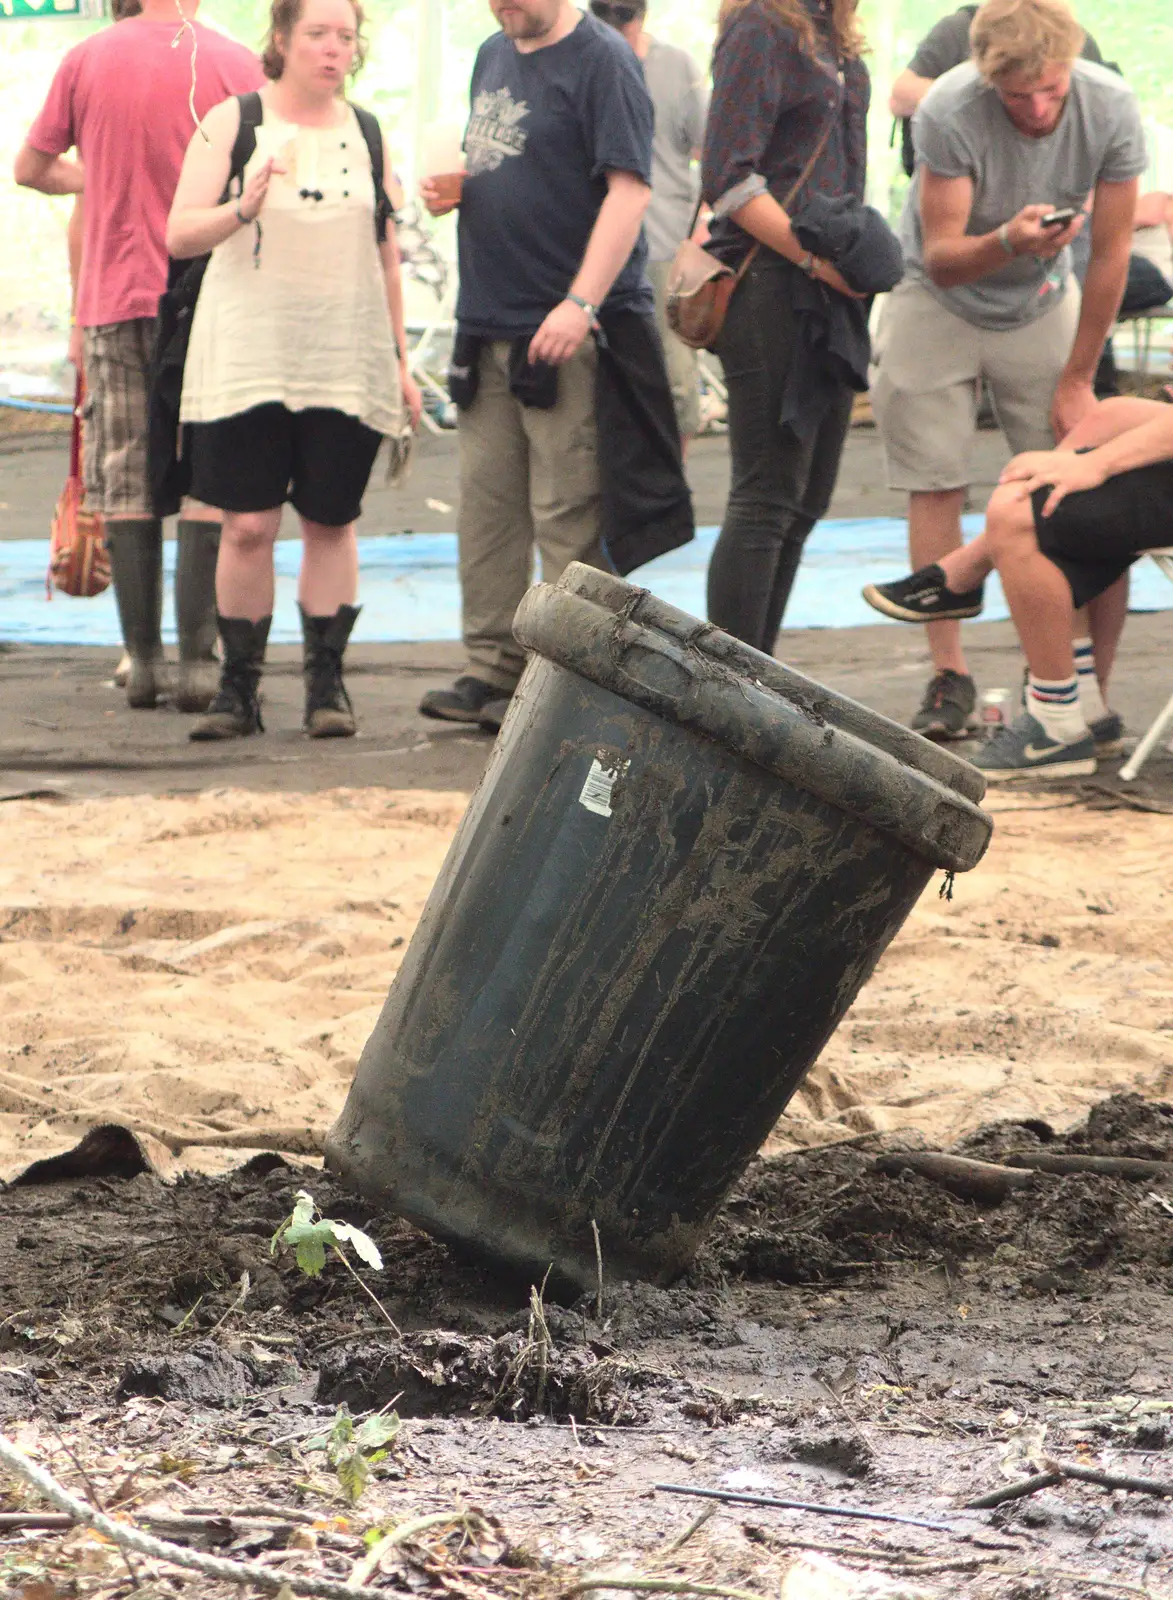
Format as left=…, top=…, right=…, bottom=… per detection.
left=1119, top=687, right=1173, bottom=781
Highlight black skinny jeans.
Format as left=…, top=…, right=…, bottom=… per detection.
left=706, top=252, right=855, bottom=655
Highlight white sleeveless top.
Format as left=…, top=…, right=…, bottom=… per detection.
left=181, top=102, right=404, bottom=435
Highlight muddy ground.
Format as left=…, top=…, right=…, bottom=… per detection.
left=2, top=1091, right=1172, bottom=1599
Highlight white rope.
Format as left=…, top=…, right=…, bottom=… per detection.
left=0, top=1430, right=370, bottom=1599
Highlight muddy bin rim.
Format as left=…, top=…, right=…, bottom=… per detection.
left=513, top=582, right=993, bottom=874
left=558, top=562, right=987, bottom=806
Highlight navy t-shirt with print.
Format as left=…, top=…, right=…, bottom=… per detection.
left=456, top=11, right=655, bottom=337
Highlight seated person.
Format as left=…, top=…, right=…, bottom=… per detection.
left=1129, top=188, right=1173, bottom=305
left=862, top=395, right=1173, bottom=779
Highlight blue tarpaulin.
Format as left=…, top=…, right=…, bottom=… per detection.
left=2, top=516, right=1169, bottom=645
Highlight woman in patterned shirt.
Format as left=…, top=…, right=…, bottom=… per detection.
left=701, top=0, right=870, bottom=653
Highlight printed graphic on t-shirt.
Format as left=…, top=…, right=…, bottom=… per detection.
left=465, top=87, right=530, bottom=175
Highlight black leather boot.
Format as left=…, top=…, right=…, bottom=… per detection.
left=175, top=518, right=222, bottom=713
left=106, top=519, right=164, bottom=708
left=189, top=615, right=271, bottom=741
left=300, top=603, right=360, bottom=738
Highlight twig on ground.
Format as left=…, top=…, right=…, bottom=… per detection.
left=659, top=1504, right=716, bottom=1554
left=743, top=1522, right=995, bottom=1571
left=563, top=1578, right=766, bottom=1600
left=47, top=1417, right=142, bottom=1591
left=332, top=1245, right=403, bottom=1338
left=654, top=1482, right=954, bottom=1532
left=348, top=1510, right=489, bottom=1588
left=965, top=1472, right=1063, bottom=1509
left=206, top=1271, right=251, bottom=1338
left=0, top=1428, right=380, bottom=1600
left=0, top=1511, right=76, bottom=1529
left=870, top=1152, right=1036, bottom=1205
left=591, top=1220, right=604, bottom=1321
left=1003, top=1153, right=1173, bottom=1181
left=1046, top=1459, right=1173, bottom=1497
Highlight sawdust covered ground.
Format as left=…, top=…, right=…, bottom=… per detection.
left=1, top=787, right=1171, bottom=1175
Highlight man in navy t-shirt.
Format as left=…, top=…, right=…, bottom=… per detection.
left=418, top=0, right=655, bottom=732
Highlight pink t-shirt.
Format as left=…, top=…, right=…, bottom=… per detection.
left=27, top=18, right=263, bottom=327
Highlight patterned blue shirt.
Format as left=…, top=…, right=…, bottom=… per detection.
left=702, top=0, right=870, bottom=268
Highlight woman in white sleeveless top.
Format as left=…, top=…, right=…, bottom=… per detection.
left=167, top=0, right=421, bottom=741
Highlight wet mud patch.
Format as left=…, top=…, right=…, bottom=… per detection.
left=3, top=1094, right=1173, bottom=1599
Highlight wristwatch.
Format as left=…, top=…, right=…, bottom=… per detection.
left=798, top=251, right=819, bottom=277
left=997, top=222, right=1016, bottom=258
left=566, top=293, right=600, bottom=328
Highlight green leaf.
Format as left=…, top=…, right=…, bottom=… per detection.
left=284, top=1222, right=330, bottom=1277
left=353, top=1412, right=401, bottom=1451
left=336, top=1452, right=369, bottom=1504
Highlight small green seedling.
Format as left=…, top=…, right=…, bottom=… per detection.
left=273, top=1190, right=384, bottom=1276
left=272, top=1190, right=402, bottom=1336
left=306, top=1404, right=402, bottom=1503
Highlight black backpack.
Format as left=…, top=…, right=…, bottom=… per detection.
left=149, top=91, right=392, bottom=518
left=897, top=4, right=979, bottom=178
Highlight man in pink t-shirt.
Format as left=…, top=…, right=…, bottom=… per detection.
left=15, top=0, right=261, bottom=713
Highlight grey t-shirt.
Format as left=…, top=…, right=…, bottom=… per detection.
left=900, top=59, right=1147, bottom=330
left=642, top=36, right=708, bottom=262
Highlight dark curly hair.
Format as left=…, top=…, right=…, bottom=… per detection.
left=261, top=0, right=369, bottom=82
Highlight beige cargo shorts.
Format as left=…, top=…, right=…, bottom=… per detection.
left=871, top=276, right=1081, bottom=491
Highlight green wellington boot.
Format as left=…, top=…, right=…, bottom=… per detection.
left=174, top=519, right=222, bottom=713
left=105, top=519, right=164, bottom=708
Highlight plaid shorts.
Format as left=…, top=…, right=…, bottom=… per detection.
left=81, top=317, right=156, bottom=518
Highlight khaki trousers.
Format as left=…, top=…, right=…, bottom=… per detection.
left=457, top=338, right=605, bottom=691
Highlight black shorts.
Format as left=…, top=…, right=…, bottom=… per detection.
left=188, top=403, right=383, bottom=527
left=1031, top=459, right=1173, bottom=607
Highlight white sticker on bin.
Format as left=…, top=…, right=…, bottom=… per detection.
left=579, top=755, right=629, bottom=818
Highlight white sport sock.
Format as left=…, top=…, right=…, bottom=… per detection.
left=1027, top=674, right=1088, bottom=745
left=1073, top=637, right=1108, bottom=724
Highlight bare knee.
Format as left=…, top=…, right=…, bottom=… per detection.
left=222, top=510, right=280, bottom=557
left=985, top=485, right=1037, bottom=562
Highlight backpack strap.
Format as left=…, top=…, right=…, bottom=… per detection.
left=225, top=90, right=264, bottom=198
left=351, top=102, right=392, bottom=243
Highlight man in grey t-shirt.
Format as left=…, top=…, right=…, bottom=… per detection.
left=591, top=0, right=708, bottom=443
left=888, top=1, right=1105, bottom=174
left=868, top=0, right=1143, bottom=744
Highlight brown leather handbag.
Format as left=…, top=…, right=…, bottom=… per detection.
left=47, top=376, right=111, bottom=601
left=665, top=116, right=838, bottom=353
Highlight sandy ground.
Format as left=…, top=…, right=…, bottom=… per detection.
left=3, top=783, right=1171, bottom=1185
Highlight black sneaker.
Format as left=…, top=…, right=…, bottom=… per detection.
left=862, top=564, right=985, bottom=623
left=911, top=669, right=978, bottom=742
left=419, top=675, right=510, bottom=723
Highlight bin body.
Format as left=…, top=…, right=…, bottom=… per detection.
left=326, top=568, right=991, bottom=1290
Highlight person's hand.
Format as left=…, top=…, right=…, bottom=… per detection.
left=420, top=176, right=458, bottom=218
left=1004, top=203, right=1085, bottom=261
left=811, top=258, right=867, bottom=299
left=400, top=363, right=423, bottom=431
left=67, top=323, right=83, bottom=372
left=237, top=157, right=283, bottom=224
left=999, top=446, right=1106, bottom=517
left=528, top=298, right=592, bottom=366
left=1050, top=372, right=1096, bottom=441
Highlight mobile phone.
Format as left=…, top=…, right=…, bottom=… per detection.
left=1041, top=207, right=1078, bottom=229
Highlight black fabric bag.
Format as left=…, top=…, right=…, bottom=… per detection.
left=149, top=93, right=392, bottom=518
